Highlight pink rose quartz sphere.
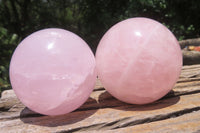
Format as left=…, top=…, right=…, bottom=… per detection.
left=9, top=28, right=96, bottom=115
left=96, top=17, right=182, bottom=104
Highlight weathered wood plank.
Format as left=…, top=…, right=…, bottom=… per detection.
left=2, top=92, right=200, bottom=133
left=0, top=64, right=200, bottom=133
left=87, top=110, right=200, bottom=133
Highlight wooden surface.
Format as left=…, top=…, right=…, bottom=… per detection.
left=179, top=38, right=200, bottom=49
left=182, top=50, right=200, bottom=65
left=1, top=65, right=200, bottom=133
left=178, top=38, right=200, bottom=65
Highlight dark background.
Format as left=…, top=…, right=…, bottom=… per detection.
left=0, top=0, right=200, bottom=92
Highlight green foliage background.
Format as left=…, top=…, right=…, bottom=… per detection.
left=0, top=0, right=200, bottom=93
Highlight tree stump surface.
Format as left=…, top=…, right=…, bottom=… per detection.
left=1, top=64, right=200, bottom=133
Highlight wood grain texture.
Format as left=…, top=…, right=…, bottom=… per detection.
left=86, top=110, right=200, bottom=133
left=1, top=64, right=200, bottom=133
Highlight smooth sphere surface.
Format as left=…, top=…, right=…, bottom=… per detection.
left=10, top=28, right=96, bottom=115
left=96, top=18, right=182, bottom=104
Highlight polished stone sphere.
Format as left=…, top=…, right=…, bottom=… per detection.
left=10, top=28, right=96, bottom=115
left=96, top=17, right=182, bottom=104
